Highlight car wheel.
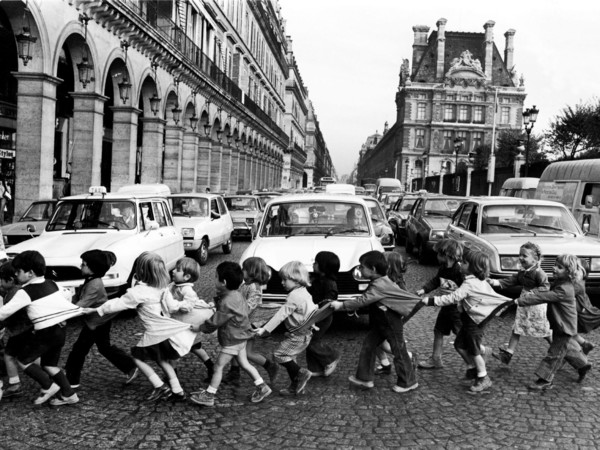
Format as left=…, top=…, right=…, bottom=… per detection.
left=417, top=240, right=428, bottom=264
left=196, top=239, right=209, bottom=266
left=222, top=235, right=233, bottom=254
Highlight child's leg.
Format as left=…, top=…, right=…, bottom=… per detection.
left=383, top=311, right=417, bottom=389
left=93, top=322, right=137, bottom=375
left=472, top=354, right=487, bottom=377
left=246, top=339, right=267, bottom=366
left=432, top=331, right=444, bottom=360
left=236, top=347, right=264, bottom=384
left=506, top=332, right=521, bottom=353
left=191, top=343, right=215, bottom=381
left=134, top=358, right=164, bottom=388
left=64, top=325, right=95, bottom=385
left=157, top=359, right=183, bottom=394
left=208, top=352, right=234, bottom=391
left=4, top=352, right=20, bottom=384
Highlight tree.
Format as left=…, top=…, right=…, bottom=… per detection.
left=545, top=100, right=600, bottom=160
left=471, top=130, right=545, bottom=171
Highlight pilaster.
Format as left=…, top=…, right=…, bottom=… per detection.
left=140, top=117, right=166, bottom=184
left=163, top=125, right=184, bottom=192
left=182, top=131, right=199, bottom=192
left=110, top=105, right=140, bottom=192
left=210, top=143, right=222, bottom=192
left=229, top=146, right=239, bottom=193
left=197, top=136, right=212, bottom=191
left=221, top=145, right=231, bottom=193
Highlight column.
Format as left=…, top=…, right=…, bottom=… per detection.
left=197, top=136, right=212, bottom=191
left=220, top=144, right=231, bottom=192
left=182, top=130, right=199, bottom=192
left=239, top=150, right=248, bottom=190
left=435, top=18, right=447, bottom=79
left=229, top=145, right=239, bottom=193
left=163, top=124, right=184, bottom=192
left=249, top=153, right=256, bottom=190
left=12, top=73, right=60, bottom=217
left=111, top=105, right=140, bottom=192
left=210, top=143, right=222, bottom=192
left=140, top=117, right=166, bottom=184
left=484, top=21, right=495, bottom=81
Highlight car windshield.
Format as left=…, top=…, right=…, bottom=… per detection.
left=225, top=197, right=259, bottom=211
left=365, top=200, right=385, bottom=221
left=481, top=204, right=580, bottom=235
left=20, top=202, right=55, bottom=221
left=260, top=201, right=371, bottom=237
left=425, top=198, right=463, bottom=217
left=47, top=200, right=137, bottom=231
left=385, top=195, right=401, bottom=205
left=400, top=198, right=417, bottom=211
left=171, top=197, right=208, bottom=217
left=257, top=195, right=280, bottom=208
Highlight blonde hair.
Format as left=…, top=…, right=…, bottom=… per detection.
left=385, top=252, right=406, bottom=284
left=555, top=254, right=585, bottom=282
left=135, top=252, right=170, bottom=289
left=175, top=257, right=201, bottom=283
left=242, top=257, right=271, bottom=285
left=279, top=261, right=310, bottom=287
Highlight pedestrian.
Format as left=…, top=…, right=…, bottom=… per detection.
left=0, top=175, right=10, bottom=226
left=168, top=257, right=215, bottom=383
left=254, top=261, right=316, bottom=396
left=516, top=254, right=592, bottom=390
left=330, top=251, right=419, bottom=394
left=189, top=262, right=272, bottom=407
left=306, top=251, right=341, bottom=378
left=488, top=242, right=551, bottom=364
left=224, top=257, right=279, bottom=385
left=420, top=249, right=511, bottom=393
left=0, top=250, right=82, bottom=405
left=83, top=252, right=196, bottom=402
left=64, top=250, right=138, bottom=389
left=416, top=239, right=465, bottom=370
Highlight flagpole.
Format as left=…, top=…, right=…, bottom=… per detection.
left=487, top=88, right=498, bottom=196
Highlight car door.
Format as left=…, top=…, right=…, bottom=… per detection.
left=217, top=196, right=234, bottom=239
left=406, top=198, right=423, bottom=246
left=156, top=199, right=184, bottom=267
left=206, top=198, right=224, bottom=248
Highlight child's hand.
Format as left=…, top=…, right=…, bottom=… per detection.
left=416, top=289, right=425, bottom=296
left=178, top=304, right=192, bottom=313
left=420, top=297, right=430, bottom=305
left=487, top=278, right=500, bottom=287
left=329, top=301, right=343, bottom=311
left=254, top=327, right=267, bottom=337
left=80, top=307, right=97, bottom=315
left=189, top=323, right=200, bottom=332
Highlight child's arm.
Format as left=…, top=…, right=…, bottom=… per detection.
left=244, top=283, right=263, bottom=311
left=96, top=288, right=143, bottom=316
left=74, top=279, right=106, bottom=308
left=330, top=283, right=382, bottom=312
left=422, top=281, right=471, bottom=307
left=517, top=283, right=572, bottom=307
left=257, top=296, right=298, bottom=334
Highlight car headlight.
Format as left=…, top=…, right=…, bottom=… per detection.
left=380, top=234, right=392, bottom=245
left=500, top=256, right=520, bottom=271
left=181, top=228, right=195, bottom=238
left=352, top=265, right=368, bottom=281
left=429, top=230, right=445, bottom=240
left=246, top=218, right=255, bottom=224
left=589, top=258, right=600, bottom=272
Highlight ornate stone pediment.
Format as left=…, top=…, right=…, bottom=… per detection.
left=443, top=50, right=486, bottom=87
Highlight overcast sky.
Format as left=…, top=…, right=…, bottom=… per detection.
left=278, top=0, right=599, bottom=178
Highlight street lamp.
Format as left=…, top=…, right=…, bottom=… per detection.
left=453, top=137, right=463, bottom=192
left=522, top=105, right=539, bottom=177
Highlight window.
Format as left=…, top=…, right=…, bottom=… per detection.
left=415, top=129, right=425, bottom=148
left=152, top=202, right=168, bottom=228
left=460, top=94, right=470, bottom=101
left=473, top=106, right=484, bottom=123
left=474, top=95, right=484, bottom=102
left=446, top=94, right=455, bottom=101
left=581, top=183, right=600, bottom=207
left=456, top=131, right=468, bottom=151
left=501, top=106, right=510, bottom=124
left=417, top=103, right=426, bottom=120
left=417, top=93, right=427, bottom=99
left=210, top=199, right=219, bottom=216
left=443, top=131, right=453, bottom=151
left=501, top=97, right=511, bottom=104
left=458, top=105, right=470, bottom=122
left=457, top=203, right=474, bottom=229
left=444, top=105, right=455, bottom=121
left=472, top=132, right=483, bottom=151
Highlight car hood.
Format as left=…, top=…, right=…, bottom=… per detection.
left=1, top=221, right=47, bottom=235
left=230, top=211, right=261, bottom=220
left=173, top=216, right=211, bottom=227
left=483, top=234, right=599, bottom=255
left=241, top=236, right=381, bottom=272
left=423, top=216, right=452, bottom=231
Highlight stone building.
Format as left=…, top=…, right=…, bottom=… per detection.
left=0, top=0, right=333, bottom=219
left=305, top=101, right=333, bottom=188
left=356, top=18, right=526, bottom=190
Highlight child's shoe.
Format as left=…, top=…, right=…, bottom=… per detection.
left=189, top=389, right=215, bottom=407
left=323, top=358, right=340, bottom=377
left=375, top=364, right=392, bottom=375
left=492, top=348, right=513, bottom=365
left=33, top=383, right=60, bottom=405
left=279, top=382, right=298, bottom=396
left=147, top=384, right=172, bottom=401
left=348, top=375, right=374, bottom=389
left=49, top=393, right=79, bottom=406
left=265, top=359, right=279, bottom=385
left=295, top=369, right=312, bottom=395
left=392, top=382, right=418, bottom=393
left=581, top=341, right=595, bottom=355
left=469, top=375, right=492, bottom=393
left=250, top=384, right=272, bottom=403
left=528, top=378, right=553, bottom=390
left=169, top=391, right=187, bottom=402
left=223, top=366, right=241, bottom=386
left=3, top=382, right=23, bottom=398
left=417, top=357, right=443, bottom=370
left=124, top=368, right=139, bottom=385
left=578, top=364, right=592, bottom=383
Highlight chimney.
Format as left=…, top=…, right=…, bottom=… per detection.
left=483, top=20, right=495, bottom=81
left=411, top=25, right=430, bottom=78
left=436, top=18, right=447, bottom=79
left=504, top=29, right=516, bottom=71
left=286, top=36, right=293, bottom=52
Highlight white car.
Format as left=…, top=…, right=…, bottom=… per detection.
left=6, top=185, right=184, bottom=298
left=169, top=193, right=234, bottom=265
left=224, top=195, right=264, bottom=240
left=240, top=194, right=385, bottom=303
left=1, top=199, right=58, bottom=248
left=361, top=197, right=395, bottom=251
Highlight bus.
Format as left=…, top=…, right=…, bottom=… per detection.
left=320, top=176, right=336, bottom=186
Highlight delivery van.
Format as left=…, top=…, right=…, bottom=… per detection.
left=535, top=160, right=600, bottom=236
left=375, top=178, right=403, bottom=199
left=499, top=177, right=539, bottom=199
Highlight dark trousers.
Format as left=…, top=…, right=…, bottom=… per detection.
left=306, top=315, right=340, bottom=372
left=356, top=307, right=416, bottom=388
left=65, top=321, right=136, bottom=385
left=536, top=331, right=588, bottom=382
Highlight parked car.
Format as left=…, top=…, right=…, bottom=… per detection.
left=223, top=195, right=264, bottom=240
left=405, top=195, right=466, bottom=263
left=6, top=185, right=184, bottom=298
left=240, top=194, right=385, bottom=303
left=361, top=196, right=395, bottom=251
left=2, top=199, right=58, bottom=247
left=387, top=193, right=423, bottom=246
left=445, top=197, right=600, bottom=293
left=500, top=177, right=539, bottom=199
left=169, top=193, right=234, bottom=265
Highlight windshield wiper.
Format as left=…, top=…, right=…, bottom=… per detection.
left=528, top=223, right=576, bottom=236
left=325, top=227, right=369, bottom=238
left=490, top=223, right=536, bottom=235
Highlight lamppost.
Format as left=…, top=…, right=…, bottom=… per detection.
left=453, top=137, right=463, bottom=192
left=522, top=105, right=539, bottom=177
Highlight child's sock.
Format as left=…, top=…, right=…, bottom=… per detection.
left=148, top=373, right=163, bottom=388
left=24, top=364, right=53, bottom=389
left=8, top=376, right=20, bottom=385
left=52, top=371, right=75, bottom=397
left=282, top=361, right=301, bottom=381
left=477, top=370, right=488, bottom=378
left=168, top=377, right=183, bottom=394
left=253, top=377, right=265, bottom=386
left=206, top=385, right=217, bottom=394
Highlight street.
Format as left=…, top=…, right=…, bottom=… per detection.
left=2, top=241, right=600, bottom=449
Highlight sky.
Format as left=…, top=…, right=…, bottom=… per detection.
left=278, top=0, right=599, bottom=178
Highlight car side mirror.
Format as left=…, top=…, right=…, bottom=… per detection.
left=147, top=220, right=159, bottom=230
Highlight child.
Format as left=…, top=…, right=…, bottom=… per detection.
left=488, top=241, right=551, bottom=364
left=421, top=249, right=510, bottom=393
left=255, top=261, right=316, bottom=396
left=0, top=251, right=81, bottom=405
left=417, top=239, right=464, bottom=370
left=189, top=262, right=271, bottom=407
left=85, top=252, right=196, bottom=402
left=516, top=254, right=591, bottom=390
left=330, top=251, right=418, bottom=394
left=572, top=266, right=599, bottom=354
left=169, top=257, right=215, bottom=382
left=306, top=251, right=341, bottom=377
left=64, top=250, right=138, bottom=388
left=375, top=251, right=407, bottom=375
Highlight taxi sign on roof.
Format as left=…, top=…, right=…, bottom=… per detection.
left=116, top=184, right=171, bottom=197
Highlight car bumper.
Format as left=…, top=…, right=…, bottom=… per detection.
left=183, top=238, right=201, bottom=251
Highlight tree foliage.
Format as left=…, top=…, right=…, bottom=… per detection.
left=545, top=100, right=600, bottom=160
left=471, top=129, right=545, bottom=171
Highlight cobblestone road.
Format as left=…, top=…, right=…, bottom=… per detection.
left=2, top=242, right=600, bottom=449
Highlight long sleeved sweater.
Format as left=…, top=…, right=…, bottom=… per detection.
left=263, top=286, right=317, bottom=334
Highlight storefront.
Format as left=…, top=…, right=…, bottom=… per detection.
left=0, top=104, right=17, bottom=223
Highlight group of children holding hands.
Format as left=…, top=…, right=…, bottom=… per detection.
left=0, top=236, right=597, bottom=407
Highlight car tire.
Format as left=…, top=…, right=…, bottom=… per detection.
left=222, top=235, right=233, bottom=254
left=417, top=240, right=428, bottom=264
left=196, top=239, right=209, bottom=266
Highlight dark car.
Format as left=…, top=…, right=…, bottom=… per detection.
left=387, top=194, right=421, bottom=246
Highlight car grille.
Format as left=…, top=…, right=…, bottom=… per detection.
left=540, top=256, right=591, bottom=275
left=265, top=267, right=361, bottom=298
left=6, top=235, right=35, bottom=246
left=46, top=266, right=83, bottom=282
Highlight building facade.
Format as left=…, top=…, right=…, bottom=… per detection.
left=0, top=0, right=333, bottom=220
left=356, top=18, right=526, bottom=190
left=305, top=101, right=333, bottom=188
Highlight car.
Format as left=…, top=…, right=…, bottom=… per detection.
left=240, top=194, right=385, bottom=303
left=387, top=193, right=423, bottom=246
left=1, top=199, right=58, bottom=247
left=379, top=192, right=403, bottom=212
left=445, top=197, right=600, bottom=294
left=354, top=186, right=366, bottom=195
left=360, top=196, right=395, bottom=251
left=405, top=195, right=466, bottom=263
left=223, top=195, right=264, bottom=240
left=169, top=193, right=234, bottom=265
left=6, top=185, right=184, bottom=298
left=255, top=191, right=283, bottom=208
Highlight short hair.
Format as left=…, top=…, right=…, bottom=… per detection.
left=444, top=239, right=464, bottom=261
left=0, top=261, right=16, bottom=282
left=521, top=241, right=542, bottom=261
left=433, top=239, right=449, bottom=255
left=314, top=251, right=340, bottom=278
left=242, top=257, right=271, bottom=285
left=279, top=261, right=310, bottom=287
left=135, top=252, right=170, bottom=289
left=176, top=257, right=201, bottom=283
left=556, top=254, right=585, bottom=282
left=385, top=252, right=406, bottom=283
left=463, top=249, right=490, bottom=280
left=216, top=261, right=244, bottom=290
left=359, top=251, right=388, bottom=276
left=12, top=250, right=46, bottom=276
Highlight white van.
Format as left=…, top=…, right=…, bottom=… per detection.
left=375, top=178, right=403, bottom=198
left=500, top=177, right=539, bottom=199
left=535, top=160, right=600, bottom=236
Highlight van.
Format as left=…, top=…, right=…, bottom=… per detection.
left=535, top=160, right=600, bottom=236
left=375, top=178, right=403, bottom=198
left=500, top=177, right=539, bottom=199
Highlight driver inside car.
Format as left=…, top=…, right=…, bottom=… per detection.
left=346, top=207, right=367, bottom=229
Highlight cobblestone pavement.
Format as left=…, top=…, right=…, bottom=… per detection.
left=2, top=243, right=600, bottom=449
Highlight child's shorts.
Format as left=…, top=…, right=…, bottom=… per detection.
left=453, top=312, right=485, bottom=356
left=221, top=341, right=247, bottom=356
left=5, top=331, right=32, bottom=357
left=273, top=333, right=311, bottom=364
left=132, top=340, right=180, bottom=362
left=16, top=325, right=65, bottom=366
left=434, top=305, right=461, bottom=336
